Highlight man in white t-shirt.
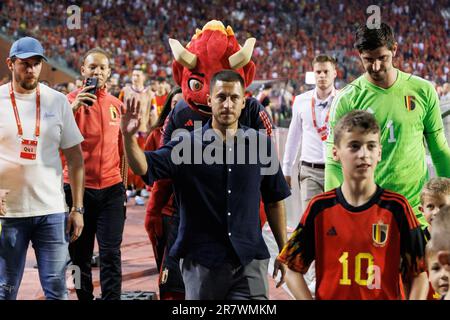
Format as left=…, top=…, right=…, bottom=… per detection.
left=282, top=54, right=337, bottom=297
left=0, top=37, right=85, bottom=300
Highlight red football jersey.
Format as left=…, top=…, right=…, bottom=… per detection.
left=278, top=186, right=426, bottom=300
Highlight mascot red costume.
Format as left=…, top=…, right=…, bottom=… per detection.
left=169, top=20, right=256, bottom=115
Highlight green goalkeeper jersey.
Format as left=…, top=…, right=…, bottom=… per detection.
left=325, top=69, right=450, bottom=227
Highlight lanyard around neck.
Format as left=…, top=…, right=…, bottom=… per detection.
left=9, top=82, right=41, bottom=138
left=310, top=96, right=330, bottom=136
left=311, top=88, right=336, bottom=136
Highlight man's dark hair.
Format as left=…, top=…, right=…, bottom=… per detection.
left=157, top=76, right=166, bottom=83
left=354, top=22, right=396, bottom=52
left=82, top=47, right=111, bottom=64
left=334, top=110, right=380, bottom=146
left=262, top=83, right=273, bottom=90
left=210, top=70, right=245, bottom=95
left=312, top=54, right=337, bottom=66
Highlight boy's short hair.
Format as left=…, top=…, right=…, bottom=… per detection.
left=333, top=110, right=380, bottom=146
left=425, top=241, right=437, bottom=261
left=430, top=205, right=450, bottom=251
left=354, top=22, right=396, bottom=52
left=420, top=177, right=450, bottom=204
left=312, top=54, right=337, bottom=66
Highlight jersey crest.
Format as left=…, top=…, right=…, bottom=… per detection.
left=372, top=221, right=389, bottom=247
left=404, top=95, right=416, bottom=111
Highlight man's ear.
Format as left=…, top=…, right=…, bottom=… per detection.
left=6, top=58, right=13, bottom=72
left=332, top=145, right=340, bottom=162
left=207, top=94, right=211, bottom=107
left=392, top=42, right=398, bottom=58
left=240, top=92, right=246, bottom=110
left=81, top=64, right=86, bottom=78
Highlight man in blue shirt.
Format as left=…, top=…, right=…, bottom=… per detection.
left=122, top=70, right=290, bottom=300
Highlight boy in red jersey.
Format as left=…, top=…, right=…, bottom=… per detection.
left=277, top=110, right=428, bottom=300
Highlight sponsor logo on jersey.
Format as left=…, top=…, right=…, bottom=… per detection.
left=44, top=111, right=55, bottom=119
left=404, top=96, right=416, bottom=111
left=372, top=221, right=389, bottom=247
left=184, top=119, right=194, bottom=127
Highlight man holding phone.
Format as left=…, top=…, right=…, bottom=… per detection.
left=64, top=48, right=126, bottom=300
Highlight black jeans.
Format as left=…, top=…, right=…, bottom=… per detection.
left=64, top=183, right=126, bottom=300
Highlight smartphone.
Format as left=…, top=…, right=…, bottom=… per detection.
left=84, top=77, right=98, bottom=106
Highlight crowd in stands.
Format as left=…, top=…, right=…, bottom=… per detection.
left=1, top=0, right=449, bottom=91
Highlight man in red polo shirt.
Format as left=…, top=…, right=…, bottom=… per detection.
left=64, top=47, right=125, bottom=300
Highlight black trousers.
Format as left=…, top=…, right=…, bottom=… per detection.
left=64, top=183, right=126, bottom=300
left=159, top=213, right=185, bottom=299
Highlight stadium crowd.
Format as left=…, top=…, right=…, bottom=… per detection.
left=0, top=0, right=449, bottom=91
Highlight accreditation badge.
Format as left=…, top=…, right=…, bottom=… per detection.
left=20, top=139, right=38, bottom=160
left=318, top=128, right=328, bottom=141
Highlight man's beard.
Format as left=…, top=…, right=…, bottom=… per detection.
left=20, top=78, right=39, bottom=90
left=15, top=70, right=39, bottom=91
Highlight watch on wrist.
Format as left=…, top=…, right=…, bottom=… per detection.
left=70, top=207, right=85, bottom=215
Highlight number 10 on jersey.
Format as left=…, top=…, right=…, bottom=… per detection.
left=339, top=252, right=379, bottom=287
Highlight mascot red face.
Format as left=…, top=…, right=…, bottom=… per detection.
left=169, top=20, right=256, bottom=115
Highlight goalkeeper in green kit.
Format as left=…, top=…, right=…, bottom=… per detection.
left=325, top=22, right=450, bottom=228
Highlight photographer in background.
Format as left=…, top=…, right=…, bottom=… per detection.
left=63, top=47, right=126, bottom=300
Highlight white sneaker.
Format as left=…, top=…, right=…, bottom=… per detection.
left=126, top=190, right=136, bottom=199
left=135, top=196, right=145, bottom=206
left=140, top=189, right=150, bottom=198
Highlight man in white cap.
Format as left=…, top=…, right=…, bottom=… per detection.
left=0, top=37, right=85, bottom=300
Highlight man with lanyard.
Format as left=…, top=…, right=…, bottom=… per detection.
left=282, top=54, right=337, bottom=297
left=283, top=54, right=337, bottom=209
left=0, top=37, right=84, bottom=300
